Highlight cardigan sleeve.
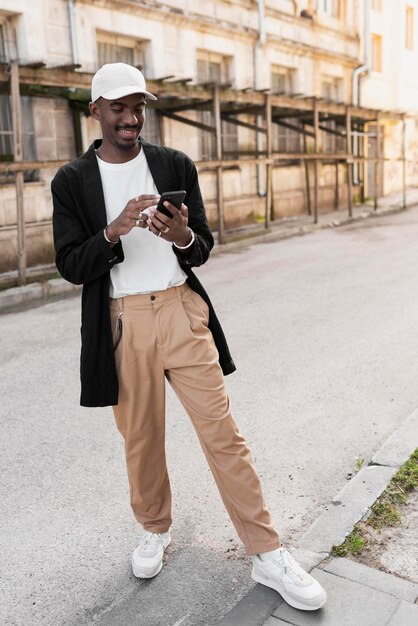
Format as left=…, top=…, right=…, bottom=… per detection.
left=171, top=153, right=214, bottom=268
left=52, top=166, right=124, bottom=285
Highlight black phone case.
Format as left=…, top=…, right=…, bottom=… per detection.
left=157, top=191, right=186, bottom=218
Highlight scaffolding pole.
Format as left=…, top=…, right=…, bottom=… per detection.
left=346, top=106, right=353, bottom=218
left=10, top=60, right=26, bottom=286
left=374, top=111, right=381, bottom=211
left=334, top=162, right=339, bottom=210
left=265, top=93, right=273, bottom=226
left=402, top=114, right=406, bottom=209
left=213, top=86, right=225, bottom=243
left=302, top=122, right=311, bottom=216
left=313, top=98, right=319, bottom=224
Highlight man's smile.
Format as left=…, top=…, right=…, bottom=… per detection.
left=117, top=126, right=139, bottom=137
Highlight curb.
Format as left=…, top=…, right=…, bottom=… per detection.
left=217, top=409, right=418, bottom=625
left=0, top=277, right=81, bottom=313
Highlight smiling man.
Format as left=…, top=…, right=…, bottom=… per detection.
left=51, top=63, right=326, bottom=612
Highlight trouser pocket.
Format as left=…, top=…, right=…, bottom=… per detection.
left=112, top=310, right=124, bottom=351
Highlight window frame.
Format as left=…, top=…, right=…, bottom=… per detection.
left=405, top=5, right=414, bottom=51
left=0, top=12, right=18, bottom=63
left=271, top=67, right=294, bottom=96
left=272, top=117, right=302, bottom=154
left=96, top=31, right=148, bottom=72
left=196, top=51, right=238, bottom=160
left=0, top=93, right=38, bottom=183
left=371, top=33, right=383, bottom=73
left=316, top=0, right=340, bottom=18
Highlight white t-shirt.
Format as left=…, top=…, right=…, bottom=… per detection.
left=96, top=149, right=187, bottom=298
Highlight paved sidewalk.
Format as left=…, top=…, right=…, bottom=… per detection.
left=218, top=410, right=418, bottom=626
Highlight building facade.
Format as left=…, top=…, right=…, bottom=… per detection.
left=0, top=0, right=416, bottom=276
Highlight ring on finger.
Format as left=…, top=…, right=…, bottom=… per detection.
left=161, top=226, right=170, bottom=234
left=135, top=218, right=140, bottom=227
left=158, top=231, right=162, bottom=237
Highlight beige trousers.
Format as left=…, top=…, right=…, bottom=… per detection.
left=110, top=283, right=280, bottom=556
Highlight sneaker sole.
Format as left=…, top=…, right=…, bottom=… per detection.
left=251, top=568, right=327, bottom=612
left=132, top=536, right=172, bottom=579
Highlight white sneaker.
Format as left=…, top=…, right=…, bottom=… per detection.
left=132, top=531, right=171, bottom=579
left=251, top=547, right=327, bottom=611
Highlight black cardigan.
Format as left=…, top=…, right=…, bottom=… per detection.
left=52, top=139, right=236, bottom=407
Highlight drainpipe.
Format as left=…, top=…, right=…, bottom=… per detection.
left=254, top=0, right=265, bottom=91
left=352, top=0, right=371, bottom=184
left=352, top=0, right=371, bottom=108
left=68, top=0, right=79, bottom=66
left=254, top=0, right=266, bottom=195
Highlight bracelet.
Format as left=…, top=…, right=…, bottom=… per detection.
left=174, top=229, right=195, bottom=250
left=103, top=226, right=119, bottom=245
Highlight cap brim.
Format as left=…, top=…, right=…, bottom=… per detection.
left=98, top=85, right=157, bottom=101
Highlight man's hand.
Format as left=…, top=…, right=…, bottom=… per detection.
left=146, top=202, right=192, bottom=247
left=105, top=194, right=160, bottom=242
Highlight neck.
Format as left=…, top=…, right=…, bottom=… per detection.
left=96, top=139, right=141, bottom=163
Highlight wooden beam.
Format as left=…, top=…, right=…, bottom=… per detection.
left=213, top=86, right=225, bottom=244
left=402, top=114, right=406, bottom=209
left=335, top=162, right=339, bottom=211
left=346, top=105, right=353, bottom=218
left=220, top=114, right=266, bottom=133
left=0, top=62, right=407, bottom=123
left=374, top=112, right=381, bottom=211
left=265, top=93, right=273, bottom=226
left=159, top=109, right=215, bottom=133
left=273, top=118, right=315, bottom=137
left=313, top=97, right=319, bottom=224
left=302, top=122, right=311, bottom=216
left=10, top=61, right=26, bottom=287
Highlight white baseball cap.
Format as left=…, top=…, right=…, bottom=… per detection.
left=91, top=63, right=157, bottom=102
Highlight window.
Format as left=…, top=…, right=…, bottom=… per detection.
left=406, top=6, right=414, bottom=50
left=317, top=0, right=340, bottom=18
left=321, top=76, right=343, bottom=102
left=0, top=94, right=13, bottom=159
left=372, top=0, right=382, bottom=11
left=0, top=14, right=18, bottom=62
left=96, top=32, right=148, bottom=71
left=0, top=24, right=6, bottom=62
left=141, top=107, right=161, bottom=146
left=196, top=51, right=230, bottom=85
left=271, top=68, right=293, bottom=95
left=0, top=94, right=38, bottom=182
left=322, top=120, right=346, bottom=153
left=271, top=68, right=300, bottom=153
left=371, top=34, right=383, bottom=72
left=272, top=118, right=301, bottom=153
left=96, top=33, right=158, bottom=143
left=196, top=51, right=238, bottom=160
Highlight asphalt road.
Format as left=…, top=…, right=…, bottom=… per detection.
left=2, top=207, right=418, bottom=626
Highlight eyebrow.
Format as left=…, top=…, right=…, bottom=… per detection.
left=110, top=100, right=146, bottom=106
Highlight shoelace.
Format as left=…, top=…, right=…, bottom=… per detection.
left=137, top=531, right=165, bottom=556
left=274, top=548, right=311, bottom=584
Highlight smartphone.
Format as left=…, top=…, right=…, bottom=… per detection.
left=156, top=190, right=186, bottom=218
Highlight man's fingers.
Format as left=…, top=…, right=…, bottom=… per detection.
left=132, top=194, right=160, bottom=203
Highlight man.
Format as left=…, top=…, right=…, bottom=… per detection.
left=52, top=63, right=326, bottom=612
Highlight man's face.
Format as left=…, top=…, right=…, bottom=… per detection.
left=89, top=93, right=147, bottom=152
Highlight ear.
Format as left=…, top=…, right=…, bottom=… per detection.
left=89, top=101, right=100, bottom=120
